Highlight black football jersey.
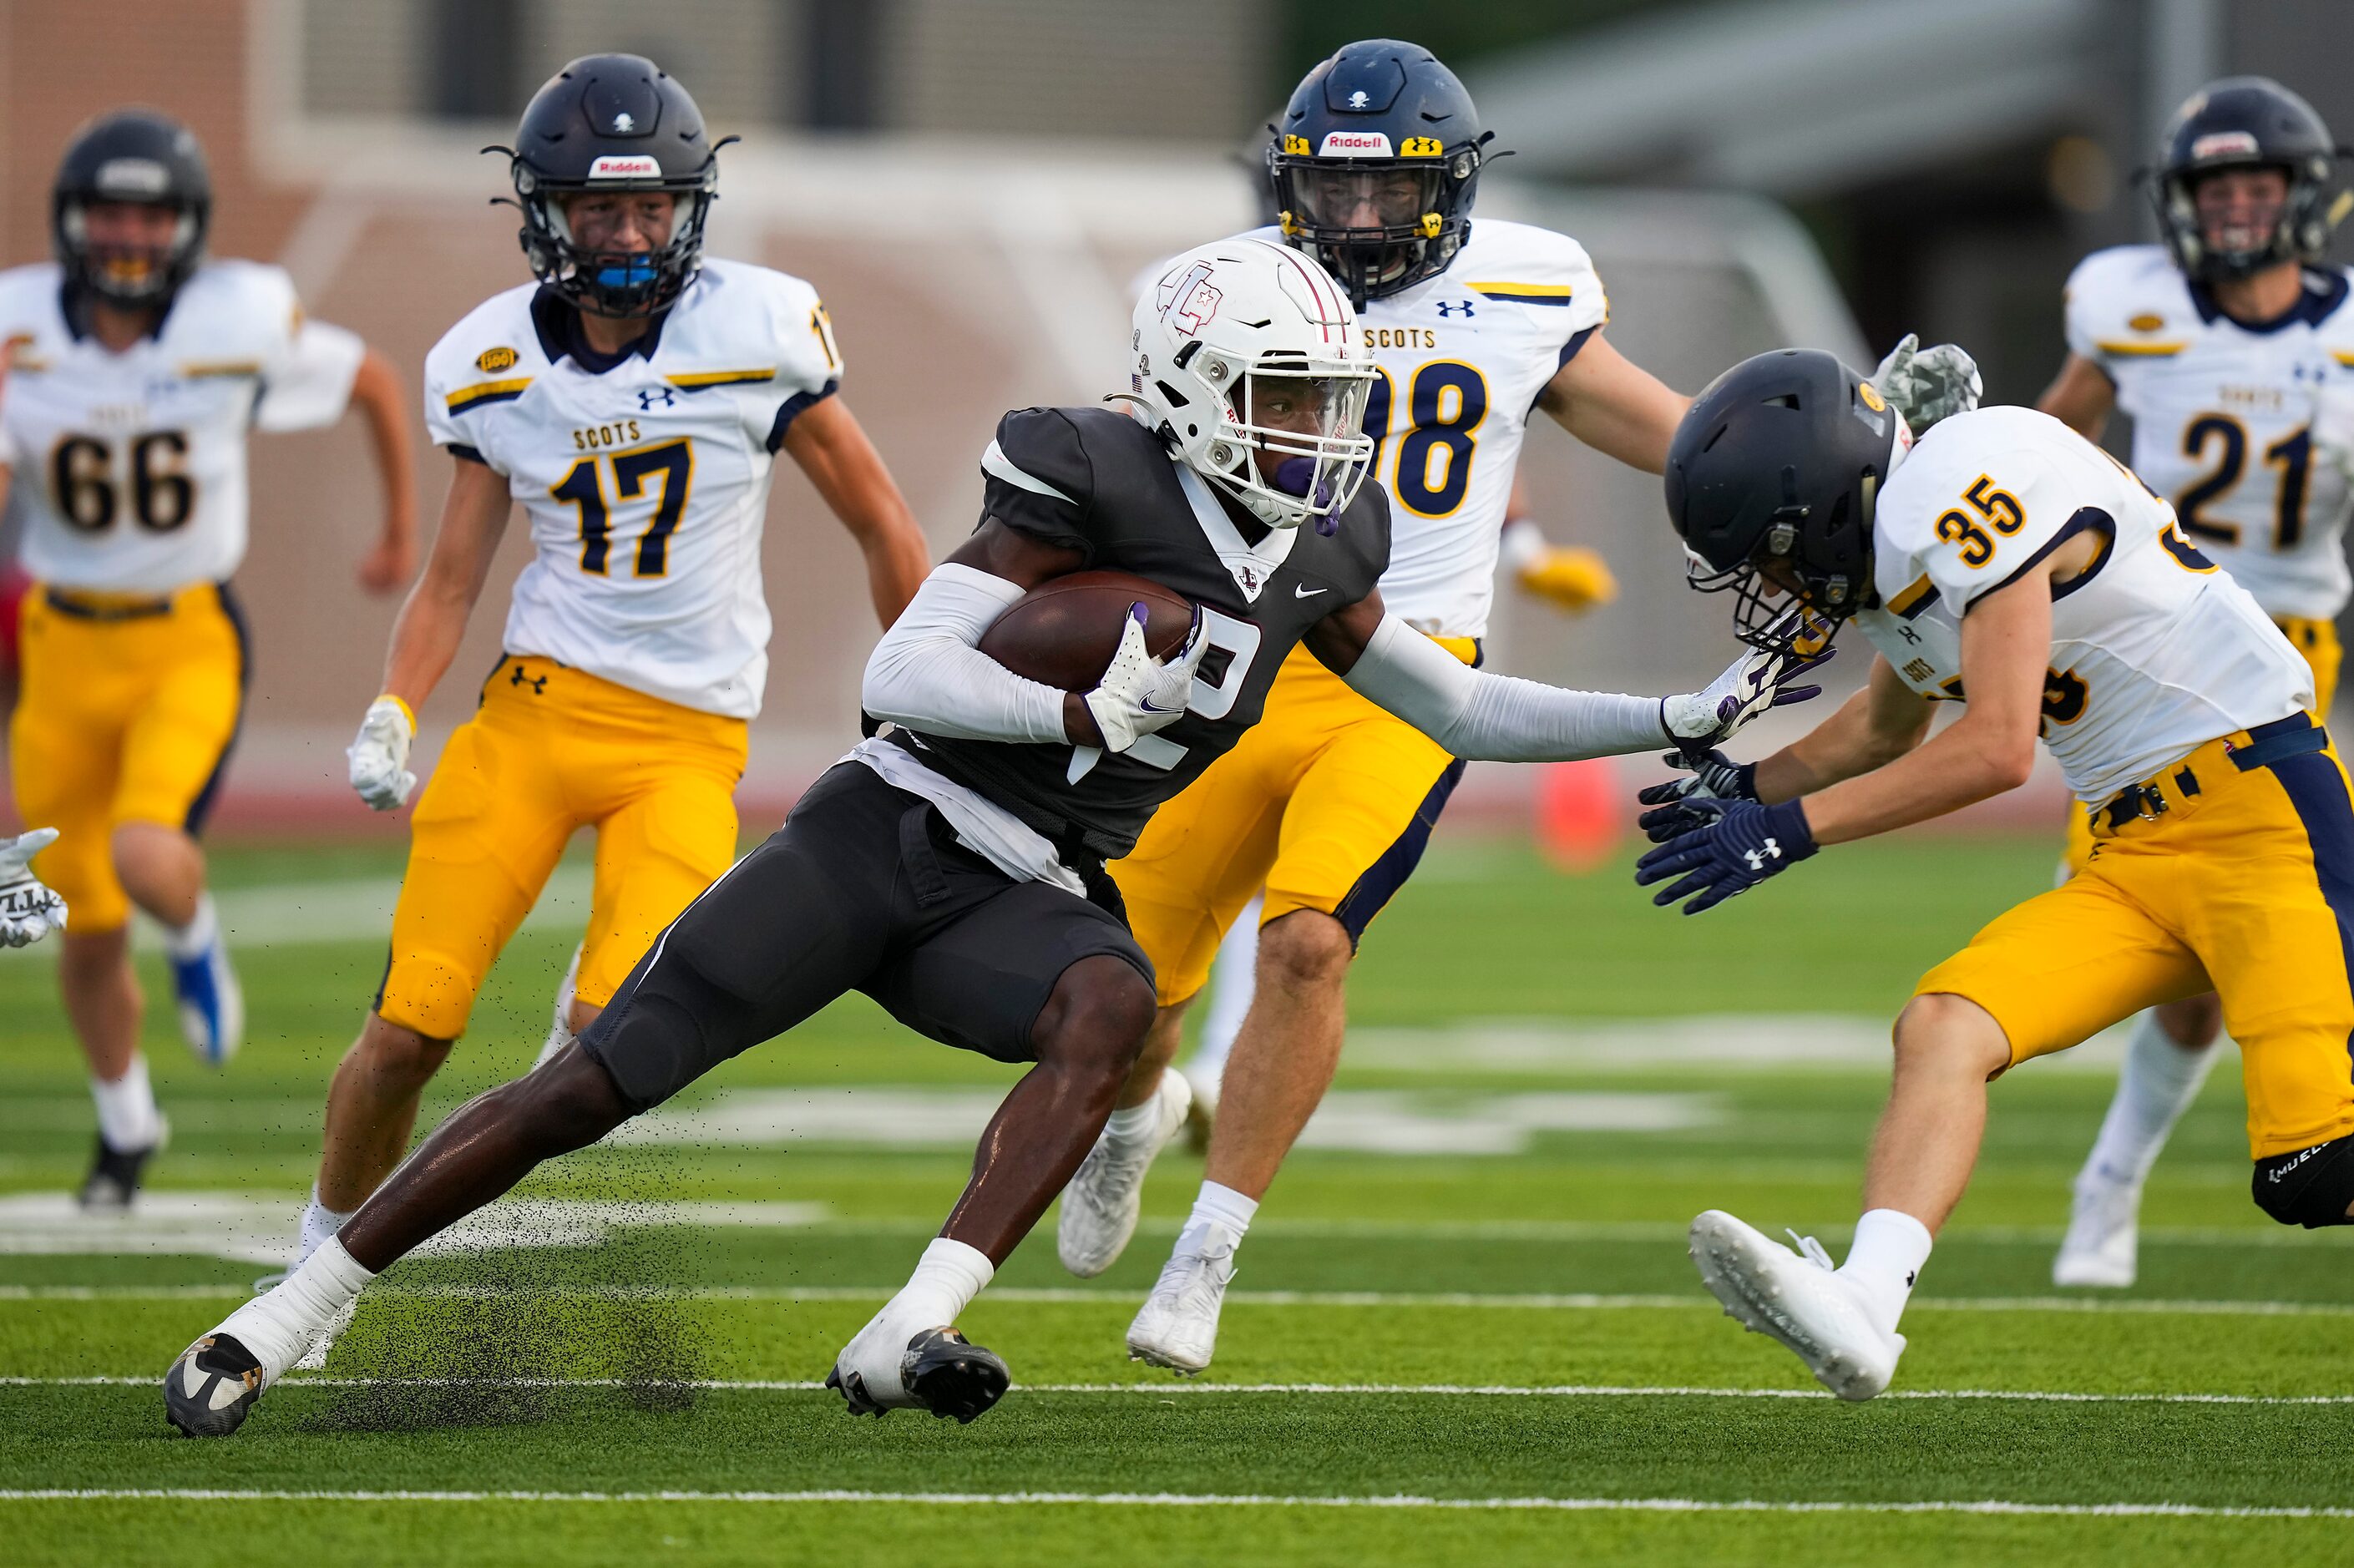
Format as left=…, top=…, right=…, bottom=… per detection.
left=893, top=405, right=1390, bottom=862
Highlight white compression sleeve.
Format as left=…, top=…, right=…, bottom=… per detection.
left=861, top=564, right=1071, bottom=745
left=1339, top=614, right=1668, bottom=761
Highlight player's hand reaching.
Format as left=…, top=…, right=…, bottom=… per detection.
left=1633, top=797, right=1817, bottom=914
left=1658, top=615, right=1833, bottom=761
left=1082, top=603, right=1207, bottom=754
left=1635, top=748, right=1760, bottom=842
left=1870, top=333, right=1981, bottom=433
left=347, top=695, right=418, bottom=811
left=0, top=828, right=68, bottom=948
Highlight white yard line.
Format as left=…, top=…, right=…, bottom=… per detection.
left=0, top=1487, right=2346, bottom=1518
left=7, top=1282, right=2351, bottom=1316
left=11, top=1375, right=2354, bottom=1405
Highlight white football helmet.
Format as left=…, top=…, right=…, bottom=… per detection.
left=1118, top=237, right=1375, bottom=531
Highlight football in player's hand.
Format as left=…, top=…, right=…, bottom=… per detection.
left=978, top=571, right=1196, bottom=690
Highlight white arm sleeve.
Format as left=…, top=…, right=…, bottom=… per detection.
left=862, top=564, right=1071, bottom=745
left=1340, top=615, right=1666, bottom=761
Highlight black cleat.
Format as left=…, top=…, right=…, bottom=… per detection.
left=825, top=1327, right=1010, bottom=1424
left=78, top=1136, right=157, bottom=1211
left=164, top=1333, right=264, bottom=1438
left=903, top=1327, right=1010, bottom=1424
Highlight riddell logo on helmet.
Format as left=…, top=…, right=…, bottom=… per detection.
left=2190, top=130, right=2261, bottom=161
left=588, top=154, right=661, bottom=180
left=1157, top=261, right=1223, bottom=337
left=1318, top=131, right=1393, bottom=158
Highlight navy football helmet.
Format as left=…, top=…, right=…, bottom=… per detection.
left=1668, top=350, right=1901, bottom=652
left=1266, top=39, right=1490, bottom=308
left=2153, top=77, right=2346, bottom=283
left=52, top=109, right=211, bottom=307
left=495, top=54, right=727, bottom=317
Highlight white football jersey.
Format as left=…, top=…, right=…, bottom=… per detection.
left=423, top=259, right=843, bottom=719
left=1239, top=220, right=1607, bottom=639
left=2064, top=244, right=2354, bottom=620
left=0, top=260, right=364, bottom=593
left=1856, top=404, right=2311, bottom=805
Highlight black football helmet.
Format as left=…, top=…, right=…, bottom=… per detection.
left=495, top=54, right=726, bottom=318
left=52, top=109, right=211, bottom=307
left=2153, top=76, right=2346, bottom=283
left=1667, top=350, right=1901, bottom=651
left=1267, top=39, right=1490, bottom=308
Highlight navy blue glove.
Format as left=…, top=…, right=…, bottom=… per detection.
left=1633, top=797, right=1818, bottom=914
left=1635, top=750, right=1759, bottom=843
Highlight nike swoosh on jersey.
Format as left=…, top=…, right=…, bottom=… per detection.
left=1294, top=584, right=1329, bottom=598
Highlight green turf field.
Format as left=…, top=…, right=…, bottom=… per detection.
left=4, top=832, right=2351, bottom=1565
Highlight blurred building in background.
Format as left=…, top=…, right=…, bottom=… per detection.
left=1, top=0, right=2347, bottom=827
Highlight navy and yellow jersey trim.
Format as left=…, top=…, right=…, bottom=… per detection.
left=1466, top=281, right=1574, bottom=306
left=2091, top=338, right=2188, bottom=358
left=667, top=367, right=776, bottom=390
left=177, top=360, right=262, bottom=380
left=447, top=443, right=491, bottom=467
left=766, top=378, right=840, bottom=453
left=444, top=377, right=534, bottom=414
left=1886, top=574, right=1939, bottom=619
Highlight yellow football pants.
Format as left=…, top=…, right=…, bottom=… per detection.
left=2060, top=615, right=2338, bottom=876
left=8, top=583, right=246, bottom=932
left=375, top=655, right=747, bottom=1041
left=1111, top=637, right=1475, bottom=1007
left=1922, top=718, right=2354, bottom=1159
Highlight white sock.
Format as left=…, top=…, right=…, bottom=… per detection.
left=1103, top=1094, right=1164, bottom=1149
left=295, top=1186, right=355, bottom=1267
left=2081, top=1009, right=2220, bottom=1191
left=1837, top=1208, right=1933, bottom=1337
left=220, top=1237, right=375, bottom=1377
left=1177, top=1180, right=1258, bottom=1251
left=163, top=893, right=219, bottom=961
left=90, top=1055, right=164, bottom=1152
left=893, top=1237, right=996, bottom=1329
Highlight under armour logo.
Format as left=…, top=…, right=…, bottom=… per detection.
left=510, top=666, right=549, bottom=695
left=1434, top=301, right=1475, bottom=318
left=636, top=387, right=676, bottom=410
left=1743, top=837, right=1783, bottom=872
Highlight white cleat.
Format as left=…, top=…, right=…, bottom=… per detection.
left=1126, top=1219, right=1239, bottom=1375
left=825, top=1298, right=1008, bottom=1424
left=1688, top=1209, right=1905, bottom=1403
left=535, top=943, right=585, bottom=1068
left=2053, top=1174, right=2140, bottom=1288
left=1057, top=1069, right=1191, bottom=1277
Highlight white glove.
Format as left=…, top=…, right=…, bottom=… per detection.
left=1871, top=333, right=1982, bottom=433
left=347, top=695, right=418, bottom=811
left=0, top=827, right=68, bottom=948
left=1660, top=612, right=1835, bottom=756
left=1082, top=603, right=1208, bottom=755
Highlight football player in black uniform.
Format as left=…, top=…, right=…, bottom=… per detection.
left=166, top=237, right=1823, bottom=1435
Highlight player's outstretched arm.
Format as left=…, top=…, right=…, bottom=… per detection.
left=1636, top=655, right=1933, bottom=842
left=2038, top=353, right=2117, bottom=442
left=346, top=457, right=513, bottom=811
left=1533, top=332, right=1690, bottom=474
left=1306, top=589, right=1826, bottom=762
left=1635, top=567, right=2058, bottom=914
left=782, top=397, right=933, bottom=627
left=346, top=346, right=419, bottom=596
